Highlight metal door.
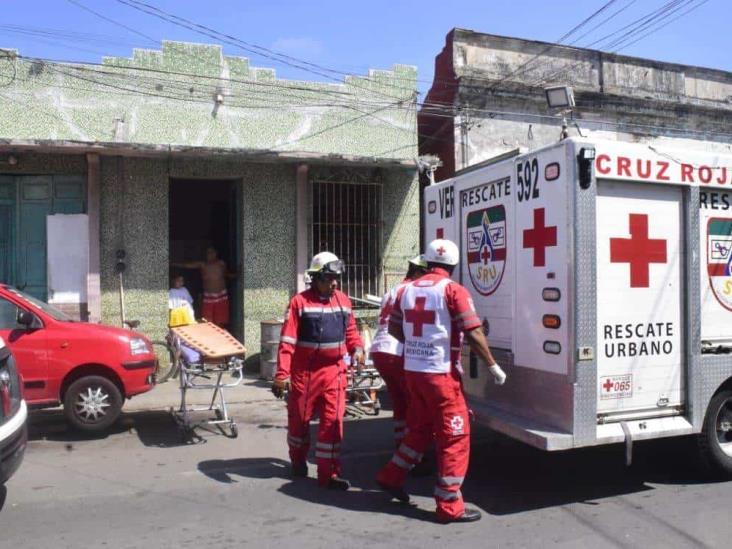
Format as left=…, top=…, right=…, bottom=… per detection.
left=15, top=176, right=85, bottom=301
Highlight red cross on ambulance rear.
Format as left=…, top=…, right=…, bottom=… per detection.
left=400, top=278, right=454, bottom=373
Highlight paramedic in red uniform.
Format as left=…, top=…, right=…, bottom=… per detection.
left=376, top=238, right=507, bottom=523
left=370, top=255, right=428, bottom=446
left=272, top=252, right=364, bottom=490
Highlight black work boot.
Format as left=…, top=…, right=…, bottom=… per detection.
left=437, top=508, right=482, bottom=524
left=291, top=462, right=308, bottom=478
left=376, top=480, right=411, bottom=503
left=326, top=476, right=351, bottom=491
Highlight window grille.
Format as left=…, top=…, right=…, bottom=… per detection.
left=309, top=177, right=382, bottom=303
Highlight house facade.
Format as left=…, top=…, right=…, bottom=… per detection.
left=0, top=42, right=420, bottom=361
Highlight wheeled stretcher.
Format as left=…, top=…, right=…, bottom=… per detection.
left=170, top=321, right=246, bottom=439
left=345, top=362, right=385, bottom=417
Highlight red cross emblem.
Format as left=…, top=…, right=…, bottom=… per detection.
left=378, top=297, right=393, bottom=325
left=480, top=246, right=491, bottom=264
left=610, top=213, right=667, bottom=288
left=523, top=208, right=557, bottom=267
left=436, top=246, right=446, bottom=256
left=602, top=379, right=614, bottom=392
left=404, top=296, right=436, bottom=337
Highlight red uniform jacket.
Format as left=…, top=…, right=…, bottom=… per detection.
left=276, top=288, right=363, bottom=380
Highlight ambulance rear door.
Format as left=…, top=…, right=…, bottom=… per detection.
left=512, top=146, right=572, bottom=375
left=424, top=179, right=457, bottom=244
left=456, top=164, right=514, bottom=350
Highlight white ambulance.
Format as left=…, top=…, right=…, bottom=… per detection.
left=424, top=137, right=732, bottom=474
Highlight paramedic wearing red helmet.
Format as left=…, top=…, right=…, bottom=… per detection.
left=376, top=238, right=507, bottom=523
left=272, top=252, right=364, bottom=490
left=370, top=255, right=428, bottom=446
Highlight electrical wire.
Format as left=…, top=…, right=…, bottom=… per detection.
left=114, top=0, right=413, bottom=101
left=532, top=0, right=703, bottom=87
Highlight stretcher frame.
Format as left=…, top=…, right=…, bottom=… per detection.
left=169, top=322, right=246, bottom=440
left=345, top=363, right=385, bottom=417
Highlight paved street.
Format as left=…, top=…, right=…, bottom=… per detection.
left=1, top=379, right=730, bottom=549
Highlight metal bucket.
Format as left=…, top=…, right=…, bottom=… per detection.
left=260, top=320, right=283, bottom=380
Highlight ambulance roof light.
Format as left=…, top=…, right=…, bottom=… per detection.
left=544, top=86, right=575, bottom=109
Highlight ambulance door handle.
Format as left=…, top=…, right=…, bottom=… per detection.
left=469, top=351, right=478, bottom=379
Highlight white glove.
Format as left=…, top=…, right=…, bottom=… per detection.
left=488, top=363, right=507, bottom=385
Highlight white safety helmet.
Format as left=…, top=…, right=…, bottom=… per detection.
left=407, top=254, right=428, bottom=269
left=308, top=251, right=344, bottom=275
left=424, top=239, right=459, bottom=266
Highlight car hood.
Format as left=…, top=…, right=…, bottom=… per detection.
left=57, top=321, right=150, bottom=343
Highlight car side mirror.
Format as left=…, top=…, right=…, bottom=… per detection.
left=17, top=310, right=35, bottom=328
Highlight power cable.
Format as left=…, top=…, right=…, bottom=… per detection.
left=65, top=0, right=160, bottom=46
left=529, top=0, right=704, bottom=88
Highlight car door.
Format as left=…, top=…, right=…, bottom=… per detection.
left=0, top=296, right=49, bottom=403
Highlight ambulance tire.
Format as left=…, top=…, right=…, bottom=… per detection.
left=698, top=388, right=732, bottom=478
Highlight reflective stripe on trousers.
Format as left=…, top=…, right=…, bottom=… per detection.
left=434, top=487, right=462, bottom=501
left=287, top=434, right=308, bottom=448
left=315, top=441, right=341, bottom=459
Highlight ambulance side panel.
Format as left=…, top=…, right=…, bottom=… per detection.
left=699, top=189, right=732, bottom=345
left=460, top=144, right=575, bottom=436
left=595, top=181, right=685, bottom=418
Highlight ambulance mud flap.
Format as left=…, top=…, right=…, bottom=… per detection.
left=621, top=421, right=633, bottom=466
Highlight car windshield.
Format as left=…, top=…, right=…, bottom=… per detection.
left=6, top=287, right=74, bottom=322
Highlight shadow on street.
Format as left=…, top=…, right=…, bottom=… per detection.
left=196, top=415, right=728, bottom=520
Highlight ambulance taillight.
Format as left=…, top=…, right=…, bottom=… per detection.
left=542, top=314, right=561, bottom=329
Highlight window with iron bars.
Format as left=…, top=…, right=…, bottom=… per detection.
left=309, top=178, right=382, bottom=304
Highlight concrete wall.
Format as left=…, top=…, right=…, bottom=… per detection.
left=421, top=30, right=732, bottom=175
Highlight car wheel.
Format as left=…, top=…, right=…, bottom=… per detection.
left=63, top=375, right=123, bottom=432
left=698, top=388, right=732, bottom=477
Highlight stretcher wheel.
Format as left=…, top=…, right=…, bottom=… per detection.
left=230, top=424, right=239, bottom=438
left=215, top=408, right=223, bottom=420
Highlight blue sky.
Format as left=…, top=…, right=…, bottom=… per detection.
left=2, top=0, right=728, bottom=96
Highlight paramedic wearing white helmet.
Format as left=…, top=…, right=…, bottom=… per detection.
left=370, top=255, right=428, bottom=446
left=272, top=252, right=364, bottom=490
left=376, top=238, right=506, bottom=523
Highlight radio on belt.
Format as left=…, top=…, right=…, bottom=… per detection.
left=423, top=136, right=732, bottom=476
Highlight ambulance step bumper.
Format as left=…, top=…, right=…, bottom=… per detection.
left=469, top=400, right=574, bottom=451
left=595, top=415, right=694, bottom=446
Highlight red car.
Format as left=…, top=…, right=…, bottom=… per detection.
left=0, top=285, right=156, bottom=432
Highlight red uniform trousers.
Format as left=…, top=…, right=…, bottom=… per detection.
left=287, top=362, right=347, bottom=485
left=376, top=369, right=470, bottom=520
left=370, top=352, right=408, bottom=446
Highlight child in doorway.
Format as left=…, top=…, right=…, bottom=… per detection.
left=168, top=275, right=200, bottom=365
left=168, top=275, right=195, bottom=327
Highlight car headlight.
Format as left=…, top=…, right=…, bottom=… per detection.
left=129, top=337, right=151, bottom=356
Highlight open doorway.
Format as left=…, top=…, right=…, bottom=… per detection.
left=169, top=179, right=242, bottom=341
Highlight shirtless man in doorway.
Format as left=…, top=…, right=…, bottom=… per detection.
left=174, top=247, right=231, bottom=328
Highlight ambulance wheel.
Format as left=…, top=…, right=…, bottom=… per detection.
left=698, top=388, right=732, bottom=477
